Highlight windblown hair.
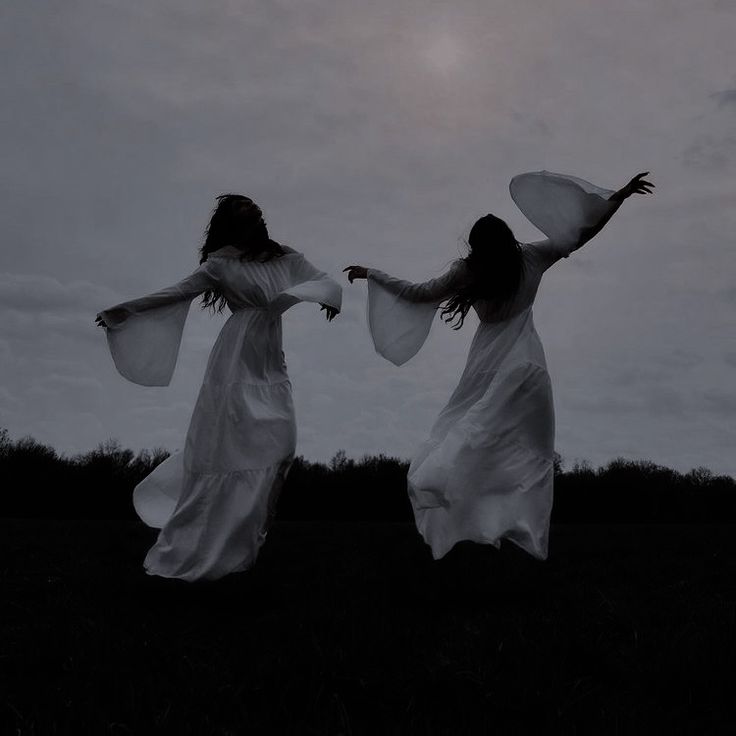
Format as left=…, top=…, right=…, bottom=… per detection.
left=440, top=214, right=525, bottom=329
left=199, top=194, right=284, bottom=312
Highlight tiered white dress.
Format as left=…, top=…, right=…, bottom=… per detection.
left=365, top=172, right=622, bottom=560
left=98, top=245, right=341, bottom=581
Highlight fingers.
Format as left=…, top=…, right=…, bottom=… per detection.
left=634, top=181, right=655, bottom=194
left=343, top=265, right=367, bottom=283
left=629, top=172, right=655, bottom=195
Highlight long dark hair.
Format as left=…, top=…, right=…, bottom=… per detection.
left=199, top=194, right=284, bottom=312
left=440, top=214, right=525, bottom=329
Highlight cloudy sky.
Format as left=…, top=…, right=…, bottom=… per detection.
left=1, top=0, right=734, bottom=475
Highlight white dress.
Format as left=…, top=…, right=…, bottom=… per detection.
left=365, top=172, right=621, bottom=560
left=98, top=245, right=342, bottom=581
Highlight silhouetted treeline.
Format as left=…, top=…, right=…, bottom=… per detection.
left=1, top=429, right=735, bottom=522
left=0, top=431, right=168, bottom=521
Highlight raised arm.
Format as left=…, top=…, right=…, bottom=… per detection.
left=511, top=171, right=654, bottom=270
left=575, top=172, right=654, bottom=245
left=96, top=264, right=217, bottom=328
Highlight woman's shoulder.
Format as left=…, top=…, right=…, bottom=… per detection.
left=520, top=240, right=562, bottom=271
left=206, top=243, right=299, bottom=262
left=206, top=245, right=242, bottom=260
left=449, top=257, right=472, bottom=279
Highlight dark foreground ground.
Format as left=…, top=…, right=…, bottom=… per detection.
left=2, top=520, right=735, bottom=735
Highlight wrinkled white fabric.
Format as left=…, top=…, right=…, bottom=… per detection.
left=366, top=172, right=619, bottom=560
left=99, top=246, right=341, bottom=581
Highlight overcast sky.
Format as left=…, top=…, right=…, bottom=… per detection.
left=1, top=0, right=734, bottom=475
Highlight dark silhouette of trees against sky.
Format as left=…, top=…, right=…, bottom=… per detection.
left=1, top=428, right=734, bottom=523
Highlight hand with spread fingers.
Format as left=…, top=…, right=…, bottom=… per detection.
left=95, top=307, right=128, bottom=329
left=343, top=266, right=368, bottom=283
left=319, top=304, right=339, bottom=321
left=611, top=172, right=655, bottom=202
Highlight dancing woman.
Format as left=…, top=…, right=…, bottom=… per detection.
left=345, top=171, right=653, bottom=560
left=97, top=195, right=342, bottom=581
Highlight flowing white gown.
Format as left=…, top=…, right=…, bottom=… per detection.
left=98, top=245, right=342, bottom=581
left=365, top=171, right=622, bottom=560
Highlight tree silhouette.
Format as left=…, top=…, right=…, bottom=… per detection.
left=0, top=428, right=734, bottom=523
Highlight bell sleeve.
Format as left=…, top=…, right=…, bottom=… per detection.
left=366, top=260, right=468, bottom=366
left=509, top=170, right=621, bottom=270
left=97, top=263, right=217, bottom=387
left=271, top=251, right=342, bottom=314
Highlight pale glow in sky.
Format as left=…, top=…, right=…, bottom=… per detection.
left=423, top=35, right=466, bottom=75
left=0, top=1, right=734, bottom=475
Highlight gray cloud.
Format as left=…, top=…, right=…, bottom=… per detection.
left=681, top=86, right=736, bottom=169
left=724, top=352, right=736, bottom=369
left=682, top=133, right=736, bottom=170
left=702, top=389, right=736, bottom=417
left=0, top=272, right=119, bottom=313
left=713, top=88, right=736, bottom=108
left=0, top=0, right=734, bottom=475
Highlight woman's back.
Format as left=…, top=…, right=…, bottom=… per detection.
left=470, top=244, right=547, bottom=324
left=205, top=245, right=300, bottom=312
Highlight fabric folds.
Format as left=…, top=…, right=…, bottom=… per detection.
left=365, top=172, right=620, bottom=560
left=367, top=260, right=469, bottom=366
left=509, top=170, right=619, bottom=260
left=98, top=247, right=341, bottom=581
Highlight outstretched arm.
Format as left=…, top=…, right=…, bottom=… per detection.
left=609, top=171, right=655, bottom=203
left=345, top=261, right=469, bottom=365
left=511, top=170, right=655, bottom=270
left=273, top=250, right=342, bottom=319
left=95, top=262, right=219, bottom=386
left=576, top=171, right=654, bottom=245
left=344, top=261, right=467, bottom=303
left=96, top=264, right=216, bottom=328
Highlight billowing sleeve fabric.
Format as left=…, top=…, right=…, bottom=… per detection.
left=367, top=260, right=468, bottom=366
left=272, top=251, right=342, bottom=314
left=509, top=171, right=621, bottom=271
left=97, top=263, right=217, bottom=386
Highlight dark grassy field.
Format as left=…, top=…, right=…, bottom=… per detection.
left=2, top=519, right=735, bottom=735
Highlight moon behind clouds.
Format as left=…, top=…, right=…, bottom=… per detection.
left=424, top=34, right=466, bottom=76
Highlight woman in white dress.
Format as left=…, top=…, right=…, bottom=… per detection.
left=345, top=171, right=653, bottom=561
left=96, top=195, right=342, bottom=581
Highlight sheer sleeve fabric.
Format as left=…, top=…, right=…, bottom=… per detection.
left=271, top=251, right=342, bottom=314
left=97, top=263, right=217, bottom=387
left=510, top=171, right=621, bottom=271
left=366, top=260, right=468, bottom=366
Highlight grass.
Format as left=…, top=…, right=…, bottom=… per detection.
left=2, top=519, right=736, bottom=735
